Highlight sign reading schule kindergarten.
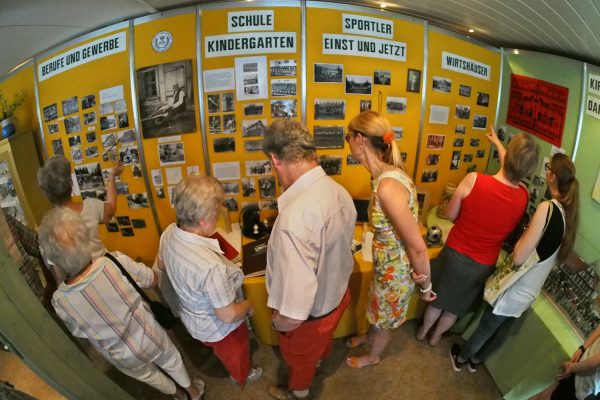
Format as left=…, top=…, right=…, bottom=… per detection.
left=442, top=51, right=490, bottom=81
left=205, top=32, right=296, bottom=58
left=38, top=31, right=126, bottom=81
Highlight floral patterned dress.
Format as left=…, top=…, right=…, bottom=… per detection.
left=366, top=170, right=418, bottom=330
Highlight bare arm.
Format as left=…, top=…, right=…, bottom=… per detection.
left=512, top=201, right=549, bottom=266
left=272, top=309, right=304, bottom=332
left=445, top=172, right=477, bottom=222
left=215, top=299, right=253, bottom=324
left=101, top=161, right=123, bottom=223
left=486, top=127, right=507, bottom=169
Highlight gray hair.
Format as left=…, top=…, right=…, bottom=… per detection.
left=38, top=208, right=92, bottom=278
left=37, top=156, right=72, bottom=204
left=174, top=174, right=224, bottom=228
left=263, top=119, right=317, bottom=163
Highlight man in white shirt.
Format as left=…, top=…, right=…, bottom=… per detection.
left=264, top=119, right=357, bottom=400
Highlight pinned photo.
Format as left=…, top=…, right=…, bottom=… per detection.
left=314, top=99, right=345, bottom=120
left=118, top=112, right=129, bottom=128
left=68, top=135, right=82, bottom=148
left=245, top=160, right=272, bottom=176
left=223, top=181, right=240, bottom=195
left=151, top=169, right=163, bottom=186
left=270, top=59, right=296, bottom=77
left=271, top=99, right=297, bottom=118
left=473, top=114, right=488, bottom=130
left=432, top=76, right=451, bottom=93
left=158, top=142, right=185, bottom=166
left=407, top=69, right=421, bottom=93
left=314, top=126, right=344, bottom=149
left=43, top=103, right=58, bottom=121
left=463, top=153, right=473, bottom=162
left=223, top=197, right=238, bottom=212
left=392, top=127, right=403, bottom=140
left=71, top=148, right=83, bottom=163
left=421, top=169, right=438, bottom=183
left=100, top=115, right=116, bottom=131
left=116, top=182, right=129, bottom=195
left=244, top=140, right=263, bottom=152
left=271, top=79, right=297, bottom=97
left=119, top=145, right=139, bottom=165
left=477, top=92, right=490, bottom=107
left=64, top=116, right=81, bottom=134
left=426, top=134, right=445, bottom=150
left=319, top=156, right=342, bottom=176
left=102, top=168, right=120, bottom=183
left=209, top=115, right=221, bottom=134
left=386, top=97, right=407, bottom=114
left=455, top=105, right=470, bottom=120
left=121, top=227, right=135, bottom=237
left=131, top=219, right=146, bottom=229
left=86, top=132, right=96, bottom=143
left=374, top=70, right=391, bottom=85
left=261, top=199, right=278, bottom=210
left=52, top=139, right=64, bottom=156
left=84, top=112, right=97, bottom=125
left=346, top=154, right=360, bottom=165
left=101, top=132, right=117, bottom=149
left=259, top=176, right=276, bottom=198
left=360, top=100, right=372, bottom=112
left=470, top=138, right=481, bottom=147
left=132, top=163, right=143, bottom=178
left=426, top=154, right=440, bottom=165
left=116, top=216, right=131, bottom=226
left=345, top=75, right=372, bottom=95
left=117, top=129, right=136, bottom=145
left=85, top=146, right=99, bottom=158
left=243, top=103, right=263, bottom=116
left=476, top=149, right=486, bottom=158
left=314, top=63, right=343, bottom=83
left=223, top=114, right=236, bottom=134
left=62, top=96, right=79, bottom=116
left=82, top=95, right=96, bottom=110
left=242, top=119, right=267, bottom=137
left=207, top=94, right=220, bottom=114
left=106, top=222, right=119, bottom=232
left=74, top=162, right=104, bottom=190
left=156, top=187, right=165, bottom=199
left=453, top=138, right=464, bottom=147
left=127, top=192, right=150, bottom=209
left=48, top=123, right=59, bottom=134
left=99, top=102, right=114, bottom=115
left=114, top=99, right=127, bottom=113
left=222, top=93, right=235, bottom=112
left=214, top=137, right=235, bottom=153
left=455, top=125, right=466, bottom=135
left=459, top=85, right=471, bottom=97
left=242, top=178, right=256, bottom=197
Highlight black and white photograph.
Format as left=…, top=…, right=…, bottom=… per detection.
left=426, top=154, right=440, bottom=165
left=426, top=134, right=445, bottom=150
left=374, top=70, right=391, bottom=85
left=473, top=114, right=488, bottom=130
left=477, top=92, right=490, bottom=107
left=245, top=159, right=272, bottom=176
left=82, top=95, right=96, bottom=110
left=421, top=169, right=438, bottom=183
left=85, top=146, right=99, bottom=158
left=222, top=181, right=240, bottom=195
left=132, top=219, right=146, bottom=229
left=459, top=84, right=471, bottom=97
left=242, top=119, right=267, bottom=137
left=52, top=139, right=64, bottom=156
left=118, top=129, right=136, bottom=145
left=81, top=190, right=97, bottom=200
left=455, top=125, right=466, bottom=134
left=136, top=59, right=196, bottom=138
left=132, top=163, right=143, bottom=178
left=497, top=124, right=507, bottom=141
left=270, top=59, right=296, bottom=76
left=261, top=199, right=278, bottom=210
left=209, top=115, right=221, bottom=134
left=71, top=147, right=83, bottom=163
left=360, top=100, right=371, bottom=112
left=244, top=85, right=259, bottom=95
left=127, top=192, right=150, bottom=209
left=271, top=79, right=297, bottom=97
left=401, top=152, right=407, bottom=162
left=114, top=99, right=127, bottom=113
left=223, top=197, right=238, bottom=212
left=207, top=94, right=220, bottom=114
left=347, top=154, right=360, bottom=165
left=245, top=140, right=263, bottom=152
left=222, top=114, right=235, bottom=134
left=156, top=187, right=165, bottom=199
left=455, top=105, right=470, bottom=120
left=151, top=169, right=162, bottom=186
left=100, top=102, right=113, bottom=115
left=243, top=62, right=258, bottom=73
left=64, top=116, right=81, bottom=134
left=86, top=132, right=96, bottom=143
left=345, top=75, right=372, bottom=95
left=116, top=216, right=131, bottom=226
left=106, top=222, right=119, bottom=232
left=101, top=132, right=117, bottom=149
left=43, top=103, right=58, bottom=121
left=432, top=76, right=451, bottom=93
left=271, top=99, right=297, bottom=118
left=62, top=96, right=79, bottom=116
left=214, top=137, right=235, bottom=153
left=68, top=135, right=81, bottom=148
left=83, top=111, right=96, bottom=125
left=450, top=151, right=461, bottom=170
left=387, top=97, right=407, bottom=114
left=314, top=126, right=344, bottom=149
left=96, top=188, right=107, bottom=201
left=121, top=227, right=135, bottom=237
left=314, top=63, right=343, bottom=83
left=74, top=162, right=104, bottom=190
left=463, top=153, right=473, bottom=162
left=407, top=69, right=421, bottom=93
left=319, top=155, right=342, bottom=176
left=453, top=138, right=464, bottom=147
left=259, top=176, right=276, bottom=198
left=100, top=115, right=116, bottom=131
left=102, top=168, right=120, bottom=183
left=392, top=127, right=403, bottom=140
left=470, top=138, right=480, bottom=147
left=48, top=123, right=59, bottom=134
left=119, top=145, right=139, bottom=165
left=158, top=142, right=185, bottom=166
left=315, top=99, right=345, bottom=120
left=465, top=163, right=476, bottom=173
left=244, top=103, right=263, bottom=116
left=118, top=112, right=129, bottom=129
left=242, top=178, right=256, bottom=197
left=222, top=93, right=234, bottom=112
left=244, top=74, right=258, bottom=87
left=476, top=149, right=486, bottom=158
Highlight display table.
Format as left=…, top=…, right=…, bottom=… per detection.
left=243, top=223, right=442, bottom=346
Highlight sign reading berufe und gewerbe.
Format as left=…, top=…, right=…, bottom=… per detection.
left=204, top=10, right=297, bottom=58
left=322, top=14, right=406, bottom=62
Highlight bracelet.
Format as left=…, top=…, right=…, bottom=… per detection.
left=271, top=319, right=277, bottom=331
left=419, top=282, right=433, bottom=294
left=579, top=345, right=586, bottom=354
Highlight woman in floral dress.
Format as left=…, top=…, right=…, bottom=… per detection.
left=345, top=111, right=435, bottom=368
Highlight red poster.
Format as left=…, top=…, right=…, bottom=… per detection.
left=506, top=74, right=569, bottom=147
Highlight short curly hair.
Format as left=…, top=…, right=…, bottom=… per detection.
left=37, top=156, right=72, bottom=205
left=173, top=174, right=224, bottom=228
left=263, top=119, right=317, bottom=163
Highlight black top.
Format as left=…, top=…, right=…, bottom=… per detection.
left=536, top=201, right=565, bottom=262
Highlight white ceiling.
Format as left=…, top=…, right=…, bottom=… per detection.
left=1, top=0, right=599, bottom=78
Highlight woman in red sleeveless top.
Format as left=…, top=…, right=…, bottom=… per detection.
left=417, top=129, right=539, bottom=346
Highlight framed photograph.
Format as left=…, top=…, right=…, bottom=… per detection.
left=455, top=105, right=471, bottom=120
left=270, top=59, right=296, bottom=77
left=374, top=70, right=391, bottom=85
left=207, top=94, right=220, bottom=114
left=407, top=69, right=421, bottom=93
left=271, top=99, right=297, bottom=118
left=62, top=96, right=79, bottom=116
left=426, top=134, right=445, bottom=150
left=432, top=76, right=451, bottom=93
left=345, top=75, right=372, bottom=95
left=459, top=84, right=472, bottom=97
left=244, top=103, right=263, bottom=116
left=313, top=126, right=344, bottom=149
left=415, top=187, right=430, bottom=224
left=43, top=103, right=58, bottom=122
left=386, top=97, right=407, bottom=114
left=477, top=92, right=490, bottom=107
left=360, top=100, right=371, bottom=112
left=82, top=95, right=96, bottom=110
left=242, top=119, right=267, bottom=137
left=213, top=137, right=235, bottom=153
left=314, top=63, right=343, bottom=83
left=64, top=116, right=81, bottom=134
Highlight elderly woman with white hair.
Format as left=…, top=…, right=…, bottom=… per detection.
left=39, top=207, right=205, bottom=400
left=157, top=174, right=262, bottom=387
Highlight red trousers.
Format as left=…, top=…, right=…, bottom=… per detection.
left=201, top=322, right=250, bottom=385
left=278, top=289, right=350, bottom=391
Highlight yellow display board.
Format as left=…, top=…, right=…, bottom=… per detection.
left=134, top=11, right=206, bottom=230
left=306, top=4, right=425, bottom=199
left=0, top=64, right=39, bottom=136
left=417, top=29, right=501, bottom=205
left=36, top=25, right=159, bottom=263
left=200, top=4, right=302, bottom=222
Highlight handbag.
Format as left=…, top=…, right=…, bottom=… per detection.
left=484, top=200, right=557, bottom=306
left=105, top=252, right=179, bottom=329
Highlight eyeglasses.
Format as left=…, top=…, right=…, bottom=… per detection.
left=345, top=131, right=364, bottom=142
left=544, top=162, right=553, bottom=172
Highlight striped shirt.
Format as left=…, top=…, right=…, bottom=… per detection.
left=159, top=224, right=244, bottom=342
left=52, top=256, right=166, bottom=371
left=266, top=166, right=357, bottom=320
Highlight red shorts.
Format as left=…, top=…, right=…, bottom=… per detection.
left=201, top=322, right=250, bottom=385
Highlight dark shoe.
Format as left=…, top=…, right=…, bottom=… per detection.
left=450, top=343, right=467, bottom=372
left=467, top=359, right=480, bottom=373
left=268, top=385, right=312, bottom=400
